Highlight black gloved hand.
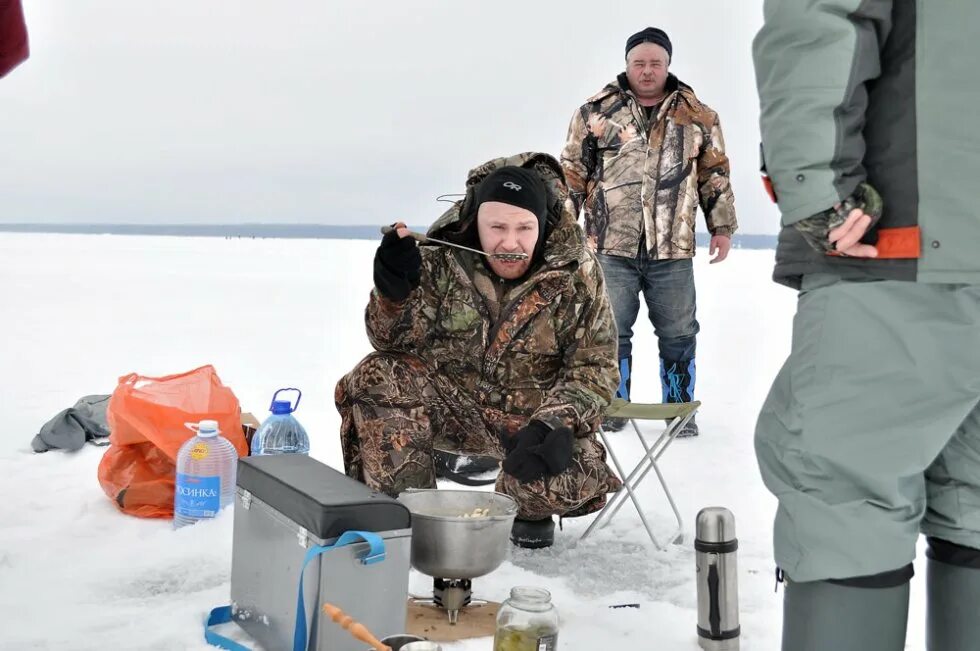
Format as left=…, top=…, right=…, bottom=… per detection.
left=500, top=420, right=549, bottom=455
left=529, top=426, right=575, bottom=475
left=374, top=225, right=422, bottom=302
left=502, top=421, right=575, bottom=483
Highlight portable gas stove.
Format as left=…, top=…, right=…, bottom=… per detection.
left=410, top=577, right=494, bottom=624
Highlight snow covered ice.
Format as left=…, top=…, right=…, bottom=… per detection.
left=0, top=233, right=931, bottom=649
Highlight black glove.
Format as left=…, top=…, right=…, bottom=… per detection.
left=502, top=421, right=575, bottom=483
left=500, top=420, right=549, bottom=455
left=374, top=226, right=422, bottom=302
left=793, top=181, right=883, bottom=255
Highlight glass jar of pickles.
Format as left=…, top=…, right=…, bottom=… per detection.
left=493, top=586, right=559, bottom=651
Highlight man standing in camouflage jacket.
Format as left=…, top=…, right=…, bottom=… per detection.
left=561, top=27, right=738, bottom=435
left=336, top=152, right=622, bottom=548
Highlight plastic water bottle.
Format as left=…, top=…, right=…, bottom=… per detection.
left=251, top=388, right=310, bottom=456
left=173, top=419, right=238, bottom=529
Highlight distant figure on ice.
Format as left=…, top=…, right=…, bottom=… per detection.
left=335, top=152, right=622, bottom=548
left=754, top=1, right=980, bottom=649
left=560, top=27, right=738, bottom=437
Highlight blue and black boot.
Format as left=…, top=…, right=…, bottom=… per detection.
left=661, top=357, right=698, bottom=437
left=602, top=356, right=632, bottom=432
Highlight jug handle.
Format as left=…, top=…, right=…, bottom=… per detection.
left=270, top=388, right=302, bottom=413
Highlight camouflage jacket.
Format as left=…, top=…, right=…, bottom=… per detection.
left=561, top=73, right=738, bottom=259
left=365, top=152, right=619, bottom=436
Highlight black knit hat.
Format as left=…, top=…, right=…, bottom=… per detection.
left=625, top=27, right=672, bottom=60
left=474, top=166, right=548, bottom=225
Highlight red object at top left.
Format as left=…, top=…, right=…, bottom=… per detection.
left=0, top=0, right=29, bottom=78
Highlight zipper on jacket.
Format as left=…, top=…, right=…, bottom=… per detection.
left=623, top=87, right=676, bottom=258
left=646, top=94, right=677, bottom=258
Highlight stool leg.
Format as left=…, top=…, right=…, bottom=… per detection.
left=581, top=425, right=667, bottom=549
left=580, top=428, right=628, bottom=539
left=602, top=413, right=689, bottom=523
left=650, top=456, right=683, bottom=544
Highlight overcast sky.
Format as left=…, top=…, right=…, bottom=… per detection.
left=0, top=1, right=778, bottom=233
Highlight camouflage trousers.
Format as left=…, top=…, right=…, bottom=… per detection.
left=335, top=352, right=622, bottom=520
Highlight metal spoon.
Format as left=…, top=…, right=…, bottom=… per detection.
left=380, top=226, right=528, bottom=262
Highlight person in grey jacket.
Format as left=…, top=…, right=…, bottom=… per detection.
left=754, top=1, right=980, bottom=649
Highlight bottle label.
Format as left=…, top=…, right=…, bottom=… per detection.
left=190, top=442, right=210, bottom=460
left=175, top=474, right=220, bottom=517
left=536, top=634, right=557, bottom=651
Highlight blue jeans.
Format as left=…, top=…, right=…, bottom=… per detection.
left=597, top=252, right=699, bottom=395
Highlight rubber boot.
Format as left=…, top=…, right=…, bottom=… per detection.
left=661, top=357, right=698, bottom=437
left=781, top=575, right=909, bottom=651
left=660, top=357, right=695, bottom=403
left=926, top=538, right=980, bottom=650
left=603, top=356, right=632, bottom=432
left=510, top=517, right=555, bottom=549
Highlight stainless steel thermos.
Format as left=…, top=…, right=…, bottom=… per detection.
left=695, top=507, right=740, bottom=650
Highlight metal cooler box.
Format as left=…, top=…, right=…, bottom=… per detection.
left=230, top=455, right=411, bottom=651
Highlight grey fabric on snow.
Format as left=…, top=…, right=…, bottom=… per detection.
left=31, top=395, right=111, bottom=452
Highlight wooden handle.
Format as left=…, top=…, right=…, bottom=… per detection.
left=322, top=603, right=392, bottom=651
left=380, top=225, right=427, bottom=243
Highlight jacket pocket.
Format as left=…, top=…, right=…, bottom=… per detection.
left=503, top=342, right=562, bottom=389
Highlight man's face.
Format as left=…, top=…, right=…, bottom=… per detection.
left=625, top=42, right=670, bottom=100
left=476, top=202, right=539, bottom=280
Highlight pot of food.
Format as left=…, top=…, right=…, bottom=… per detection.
left=397, top=489, right=518, bottom=579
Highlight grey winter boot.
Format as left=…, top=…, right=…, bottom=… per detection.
left=926, top=537, right=980, bottom=651
left=781, top=569, right=911, bottom=651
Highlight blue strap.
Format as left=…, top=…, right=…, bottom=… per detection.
left=205, top=605, right=251, bottom=651
left=204, top=530, right=386, bottom=651
left=292, top=531, right=385, bottom=651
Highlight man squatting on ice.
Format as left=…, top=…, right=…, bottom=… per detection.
left=561, top=27, right=738, bottom=436
left=754, top=0, right=980, bottom=649
left=336, top=152, right=623, bottom=548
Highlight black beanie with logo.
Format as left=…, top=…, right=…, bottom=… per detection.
left=474, top=166, right=548, bottom=226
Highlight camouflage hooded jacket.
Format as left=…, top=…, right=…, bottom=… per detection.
left=365, top=152, right=619, bottom=436
left=561, top=73, right=738, bottom=259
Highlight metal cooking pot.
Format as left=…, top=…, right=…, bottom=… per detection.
left=398, top=489, right=517, bottom=579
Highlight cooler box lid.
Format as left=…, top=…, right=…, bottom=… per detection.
left=237, top=455, right=411, bottom=539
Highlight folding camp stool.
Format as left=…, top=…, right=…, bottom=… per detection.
left=580, top=398, right=700, bottom=550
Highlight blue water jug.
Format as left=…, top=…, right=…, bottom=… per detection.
left=251, top=388, right=310, bottom=456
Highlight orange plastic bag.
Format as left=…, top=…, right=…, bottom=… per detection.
left=98, top=365, right=246, bottom=518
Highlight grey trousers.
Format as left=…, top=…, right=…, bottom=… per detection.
left=756, top=276, right=980, bottom=581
